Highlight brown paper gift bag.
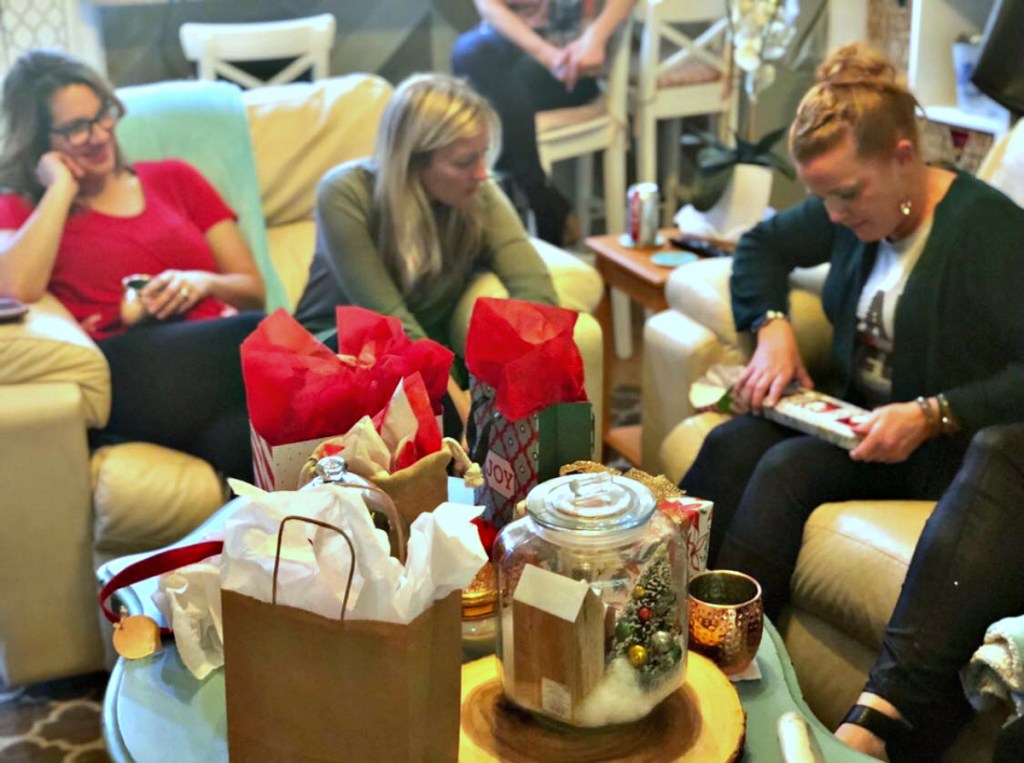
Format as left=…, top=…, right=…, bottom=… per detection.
left=222, top=510, right=462, bottom=762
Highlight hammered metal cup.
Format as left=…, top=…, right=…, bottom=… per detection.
left=687, top=569, right=764, bottom=675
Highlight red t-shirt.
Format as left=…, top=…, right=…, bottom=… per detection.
left=0, top=159, right=238, bottom=339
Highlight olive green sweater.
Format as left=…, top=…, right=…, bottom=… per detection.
left=294, top=160, right=558, bottom=347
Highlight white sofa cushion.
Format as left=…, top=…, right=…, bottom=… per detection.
left=244, top=75, right=392, bottom=229
left=91, top=442, right=225, bottom=562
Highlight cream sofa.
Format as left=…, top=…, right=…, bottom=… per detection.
left=0, top=74, right=604, bottom=687
left=640, top=126, right=1023, bottom=758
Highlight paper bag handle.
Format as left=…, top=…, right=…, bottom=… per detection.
left=272, top=515, right=357, bottom=621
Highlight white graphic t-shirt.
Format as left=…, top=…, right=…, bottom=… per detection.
left=853, top=216, right=933, bottom=407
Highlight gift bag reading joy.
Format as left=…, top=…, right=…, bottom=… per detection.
left=466, top=298, right=593, bottom=528
left=241, top=307, right=452, bottom=490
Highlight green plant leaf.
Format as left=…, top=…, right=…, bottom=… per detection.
left=692, top=125, right=795, bottom=183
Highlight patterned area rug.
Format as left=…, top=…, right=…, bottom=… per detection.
left=0, top=673, right=109, bottom=762
left=0, top=382, right=643, bottom=762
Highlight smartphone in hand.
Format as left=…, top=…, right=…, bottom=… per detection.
left=0, top=297, right=29, bottom=323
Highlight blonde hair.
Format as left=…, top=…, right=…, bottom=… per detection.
left=789, top=43, right=920, bottom=164
left=372, top=73, right=500, bottom=292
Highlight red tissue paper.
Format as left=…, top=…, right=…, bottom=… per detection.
left=241, top=307, right=453, bottom=446
left=465, top=297, right=587, bottom=421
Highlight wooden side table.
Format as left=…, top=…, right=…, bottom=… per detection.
left=587, top=230, right=733, bottom=467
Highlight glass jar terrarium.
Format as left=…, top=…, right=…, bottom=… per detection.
left=493, top=472, right=687, bottom=727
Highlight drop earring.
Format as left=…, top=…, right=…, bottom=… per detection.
left=899, top=198, right=912, bottom=216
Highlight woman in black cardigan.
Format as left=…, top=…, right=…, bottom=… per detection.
left=678, top=43, right=1024, bottom=761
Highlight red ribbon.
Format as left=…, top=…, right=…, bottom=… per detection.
left=98, top=541, right=224, bottom=635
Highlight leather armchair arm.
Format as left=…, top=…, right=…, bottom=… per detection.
left=0, top=294, right=111, bottom=429
left=642, top=257, right=833, bottom=474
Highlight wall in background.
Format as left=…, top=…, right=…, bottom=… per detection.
left=83, top=0, right=478, bottom=87
left=0, top=0, right=104, bottom=76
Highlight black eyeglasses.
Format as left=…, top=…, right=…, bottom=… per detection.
left=50, top=102, right=122, bottom=147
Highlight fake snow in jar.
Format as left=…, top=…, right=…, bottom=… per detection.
left=493, top=472, right=687, bottom=727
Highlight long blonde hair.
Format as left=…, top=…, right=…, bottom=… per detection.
left=372, top=73, right=500, bottom=292
left=789, top=43, right=920, bottom=164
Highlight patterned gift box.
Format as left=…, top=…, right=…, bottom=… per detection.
left=658, top=497, right=714, bottom=575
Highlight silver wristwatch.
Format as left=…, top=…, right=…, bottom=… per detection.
left=750, top=309, right=789, bottom=333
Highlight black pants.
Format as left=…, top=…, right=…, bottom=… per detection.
left=681, top=416, right=1024, bottom=760
left=92, top=312, right=263, bottom=482
left=451, top=23, right=599, bottom=243
left=679, top=414, right=966, bottom=618
left=864, top=425, right=1024, bottom=760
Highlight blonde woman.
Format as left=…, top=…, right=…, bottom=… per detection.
left=677, top=43, right=1024, bottom=760
left=294, top=73, right=558, bottom=431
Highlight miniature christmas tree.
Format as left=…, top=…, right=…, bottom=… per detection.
left=611, top=544, right=683, bottom=688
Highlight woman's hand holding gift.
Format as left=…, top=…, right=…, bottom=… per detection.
left=735, top=319, right=814, bottom=414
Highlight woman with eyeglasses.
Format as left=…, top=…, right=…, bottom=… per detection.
left=0, top=49, right=265, bottom=481
left=293, top=72, right=558, bottom=433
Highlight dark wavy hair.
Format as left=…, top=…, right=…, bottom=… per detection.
left=0, top=49, right=126, bottom=201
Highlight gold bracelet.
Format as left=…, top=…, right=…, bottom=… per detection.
left=936, top=393, right=961, bottom=436
left=915, top=396, right=939, bottom=435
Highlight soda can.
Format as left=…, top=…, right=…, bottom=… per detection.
left=626, top=182, right=660, bottom=247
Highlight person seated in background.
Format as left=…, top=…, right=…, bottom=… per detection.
left=292, top=72, right=558, bottom=435
left=834, top=423, right=1024, bottom=761
left=677, top=43, right=1024, bottom=759
left=0, top=50, right=265, bottom=481
left=451, top=0, right=636, bottom=245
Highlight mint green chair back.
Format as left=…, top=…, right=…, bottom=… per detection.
left=114, top=79, right=288, bottom=313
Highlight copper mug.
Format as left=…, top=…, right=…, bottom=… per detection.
left=687, top=569, right=764, bottom=675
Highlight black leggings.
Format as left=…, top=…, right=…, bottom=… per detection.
left=92, top=312, right=263, bottom=481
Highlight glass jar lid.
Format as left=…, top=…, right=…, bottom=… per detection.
left=526, top=472, right=656, bottom=534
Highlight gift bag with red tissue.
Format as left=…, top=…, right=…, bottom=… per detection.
left=466, top=298, right=593, bottom=528
left=241, top=306, right=453, bottom=490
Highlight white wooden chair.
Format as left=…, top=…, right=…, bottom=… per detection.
left=179, top=14, right=336, bottom=89
left=632, top=0, right=736, bottom=220
left=535, top=18, right=633, bottom=358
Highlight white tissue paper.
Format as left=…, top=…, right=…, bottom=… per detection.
left=674, top=203, right=775, bottom=244
left=153, top=557, right=225, bottom=680
left=328, top=415, right=391, bottom=479
left=223, top=486, right=487, bottom=623
left=156, top=484, right=487, bottom=680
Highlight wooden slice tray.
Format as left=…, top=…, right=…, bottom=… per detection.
left=459, top=653, right=745, bottom=762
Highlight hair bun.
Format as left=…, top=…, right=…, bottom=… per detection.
left=816, top=42, right=901, bottom=90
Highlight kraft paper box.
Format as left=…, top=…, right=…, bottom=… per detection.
left=469, top=379, right=593, bottom=529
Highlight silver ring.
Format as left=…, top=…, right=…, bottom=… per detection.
left=179, top=286, right=190, bottom=299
